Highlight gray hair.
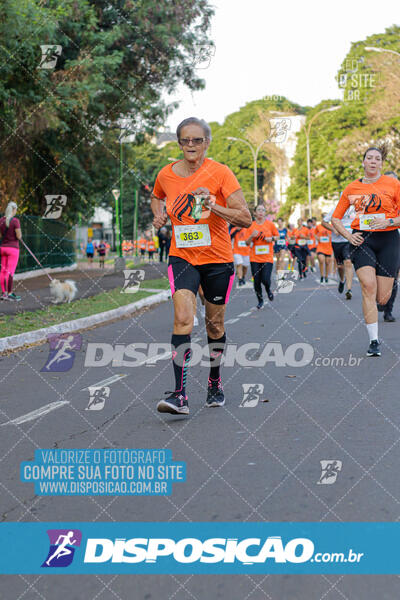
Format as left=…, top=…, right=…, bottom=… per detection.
left=176, top=118, right=212, bottom=141
left=5, top=201, right=17, bottom=227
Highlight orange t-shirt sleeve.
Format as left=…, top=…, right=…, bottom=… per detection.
left=332, top=188, right=350, bottom=219
left=394, top=179, right=400, bottom=211
left=271, top=223, right=279, bottom=237
left=152, top=173, right=166, bottom=200
left=220, top=166, right=241, bottom=200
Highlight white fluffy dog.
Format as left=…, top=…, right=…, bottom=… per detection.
left=49, top=279, right=77, bottom=303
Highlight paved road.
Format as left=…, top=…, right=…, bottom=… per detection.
left=0, top=273, right=399, bottom=598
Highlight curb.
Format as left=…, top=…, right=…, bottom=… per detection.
left=15, top=263, right=78, bottom=282
left=0, top=290, right=171, bottom=354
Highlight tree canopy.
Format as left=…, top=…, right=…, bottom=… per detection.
left=0, top=0, right=214, bottom=223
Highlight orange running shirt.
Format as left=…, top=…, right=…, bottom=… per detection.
left=315, top=224, right=333, bottom=255
left=295, top=226, right=310, bottom=247
left=232, top=227, right=251, bottom=256
left=287, top=229, right=297, bottom=245
left=307, top=227, right=316, bottom=249
left=332, top=175, right=400, bottom=231
left=138, top=238, right=147, bottom=250
left=147, top=240, right=156, bottom=252
left=246, top=220, right=279, bottom=263
left=152, top=158, right=241, bottom=265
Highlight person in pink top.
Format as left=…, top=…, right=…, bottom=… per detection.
left=0, top=202, right=22, bottom=301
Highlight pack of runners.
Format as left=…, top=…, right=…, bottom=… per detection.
left=151, top=121, right=400, bottom=416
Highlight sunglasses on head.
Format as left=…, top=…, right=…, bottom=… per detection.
left=179, top=137, right=206, bottom=146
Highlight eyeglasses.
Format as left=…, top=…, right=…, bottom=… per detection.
left=178, top=137, right=206, bottom=146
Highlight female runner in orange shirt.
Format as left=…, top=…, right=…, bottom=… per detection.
left=151, top=117, right=251, bottom=414
left=332, top=147, right=400, bottom=357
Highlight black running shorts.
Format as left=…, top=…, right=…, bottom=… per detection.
left=167, top=256, right=235, bottom=305
left=332, top=241, right=351, bottom=265
left=350, top=230, right=400, bottom=277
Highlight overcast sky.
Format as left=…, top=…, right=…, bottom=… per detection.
left=165, top=0, right=399, bottom=130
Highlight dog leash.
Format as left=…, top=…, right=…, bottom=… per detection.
left=20, top=239, right=54, bottom=282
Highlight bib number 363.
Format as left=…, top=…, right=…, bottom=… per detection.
left=174, top=224, right=211, bottom=248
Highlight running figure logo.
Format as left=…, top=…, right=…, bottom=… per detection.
left=239, top=384, right=264, bottom=408
left=41, top=333, right=82, bottom=372
left=191, top=42, right=215, bottom=69
left=38, top=45, right=62, bottom=69
left=43, top=195, right=67, bottom=219
left=317, top=460, right=343, bottom=485
left=42, top=529, right=82, bottom=568
left=268, top=118, right=291, bottom=144
left=86, top=386, right=110, bottom=411
left=276, top=270, right=299, bottom=294
left=121, top=269, right=145, bottom=293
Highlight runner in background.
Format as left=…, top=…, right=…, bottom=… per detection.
left=246, top=205, right=279, bottom=309
left=0, top=201, right=22, bottom=301
left=158, top=227, right=169, bottom=262
left=86, top=238, right=94, bottom=267
left=286, top=223, right=296, bottom=271
left=153, top=232, right=159, bottom=259
left=138, top=235, right=147, bottom=262
left=294, top=218, right=310, bottom=279
left=314, top=219, right=333, bottom=283
left=306, top=218, right=317, bottom=273
left=97, top=239, right=107, bottom=268
left=231, top=225, right=250, bottom=285
left=151, top=117, right=251, bottom=414
left=376, top=171, right=400, bottom=322
left=332, top=147, right=400, bottom=357
left=323, top=205, right=354, bottom=299
left=147, top=237, right=156, bottom=262
left=274, top=217, right=287, bottom=275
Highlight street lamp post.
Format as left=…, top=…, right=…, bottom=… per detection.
left=227, top=136, right=271, bottom=207
left=117, top=124, right=137, bottom=250
left=119, top=138, right=123, bottom=240
left=305, top=106, right=341, bottom=218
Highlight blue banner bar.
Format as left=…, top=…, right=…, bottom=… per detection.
left=0, top=522, right=398, bottom=574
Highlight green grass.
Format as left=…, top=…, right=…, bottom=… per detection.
left=1, top=278, right=169, bottom=338
left=142, top=278, right=170, bottom=289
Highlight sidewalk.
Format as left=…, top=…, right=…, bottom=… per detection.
left=1, top=260, right=168, bottom=316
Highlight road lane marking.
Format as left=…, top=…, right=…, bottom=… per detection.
left=81, top=374, right=128, bottom=391
left=1, top=401, right=70, bottom=426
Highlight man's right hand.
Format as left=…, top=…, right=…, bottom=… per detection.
left=153, top=213, right=168, bottom=229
